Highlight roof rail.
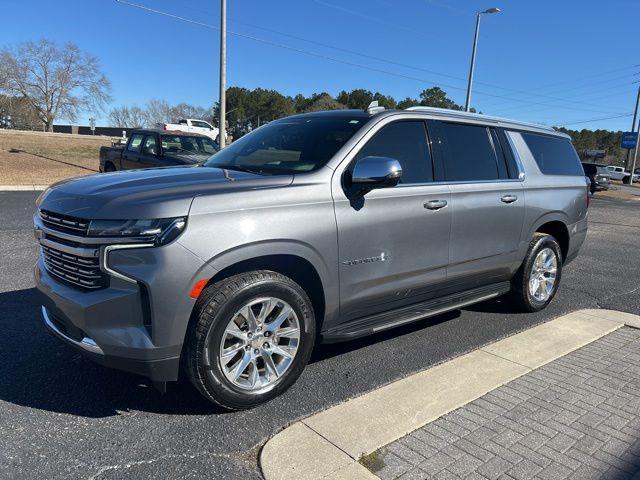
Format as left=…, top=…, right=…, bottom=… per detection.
left=366, top=101, right=386, bottom=115
left=405, top=106, right=557, bottom=133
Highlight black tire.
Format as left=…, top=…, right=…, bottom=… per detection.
left=104, top=162, right=116, bottom=172
left=510, top=233, right=563, bottom=313
left=184, top=270, right=315, bottom=410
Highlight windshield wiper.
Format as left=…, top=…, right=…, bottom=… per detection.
left=210, top=164, right=272, bottom=175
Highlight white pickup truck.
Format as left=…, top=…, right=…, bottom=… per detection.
left=606, top=165, right=640, bottom=183
left=162, top=119, right=222, bottom=142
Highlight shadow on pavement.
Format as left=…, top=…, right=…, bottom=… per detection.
left=0, top=287, right=466, bottom=419
left=0, top=287, right=221, bottom=418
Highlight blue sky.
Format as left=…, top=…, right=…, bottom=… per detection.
left=1, top=0, right=639, bottom=131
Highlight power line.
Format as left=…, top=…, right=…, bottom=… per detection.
left=554, top=113, right=633, bottom=127
left=480, top=70, right=638, bottom=110
left=114, top=1, right=630, bottom=117
left=311, top=0, right=436, bottom=41
left=135, top=0, right=635, bottom=113
left=235, top=19, right=633, bottom=113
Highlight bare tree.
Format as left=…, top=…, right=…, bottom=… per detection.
left=108, top=105, right=146, bottom=128
left=143, top=99, right=172, bottom=127
left=0, top=39, right=111, bottom=131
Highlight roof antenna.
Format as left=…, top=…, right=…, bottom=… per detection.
left=366, top=100, right=385, bottom=115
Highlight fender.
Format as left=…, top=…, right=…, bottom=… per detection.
left=516, top=210, right=570, bottom=263
left=181, top=238, right=340, bottom=329
left=527, top=211, right=570, bottom=240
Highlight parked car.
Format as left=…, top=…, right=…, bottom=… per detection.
left=34, top=107, right=588, bottom=410
left=99, top=129, right=219, bottom=172
left=162, top=118, right=226, bottom=143
left=606, top=165, right=640, bottom=183
left=581, top=162, right=610, bottom=193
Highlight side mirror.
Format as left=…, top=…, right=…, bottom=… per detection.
left=349, top=156, right=402, bottom=198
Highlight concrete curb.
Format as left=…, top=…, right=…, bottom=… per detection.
left=259, top=309, right=640, bottom=480
left=0, top=185, right=48, bottom=191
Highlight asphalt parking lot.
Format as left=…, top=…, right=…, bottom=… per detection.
left=1, top=191, right=639, bottom=480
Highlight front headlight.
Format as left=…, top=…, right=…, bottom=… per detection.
left=88, top=217, right=187, bottom=246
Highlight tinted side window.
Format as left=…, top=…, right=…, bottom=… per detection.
left=432, top=122, right=500, bottom=181
left=127, top=133, right=144, bottom=153
left=521, top=133, right=583, bottom=176
left=355, top=121, right=433, bottom=184
left=582, top=164, right=596, bottom=175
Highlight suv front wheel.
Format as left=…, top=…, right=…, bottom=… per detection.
left=510, top=233, right=563, bottom=312
left=184, top=270, right=315, bottom=410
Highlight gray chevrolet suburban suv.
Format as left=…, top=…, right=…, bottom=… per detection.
left=34, top=106, right=588, bottom=410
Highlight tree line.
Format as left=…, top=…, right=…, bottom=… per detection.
left=556, top=128, right=627, bottom=166
left=107, top=86, right=474, bottom=140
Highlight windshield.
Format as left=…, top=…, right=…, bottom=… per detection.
left=161, top=135, right=219, bottom=155
left=204, top=115, right=367, bottom=174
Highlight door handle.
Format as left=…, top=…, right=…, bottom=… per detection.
left=424, top=199, right=448, bottom=210
left=501, top=194, right=518, bottom=204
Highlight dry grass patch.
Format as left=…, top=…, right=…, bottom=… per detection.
left=595, top=188, right=640, bottom=202
left=0, top=130, right=111, bottom=186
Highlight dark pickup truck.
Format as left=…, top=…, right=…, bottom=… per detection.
left=99, top=129, right=219, bottom=172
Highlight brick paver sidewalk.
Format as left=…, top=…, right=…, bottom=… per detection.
left=370, top=327, right=640, bottom=480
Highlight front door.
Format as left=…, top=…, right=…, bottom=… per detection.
left=138, top=134, right=163, bottom=168
left=333, top=120, right=451, bottom=324
left=122, top=132, right=145, bottom=170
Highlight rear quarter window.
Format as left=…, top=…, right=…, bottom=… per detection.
left=521, top=132, right=583, bottom=176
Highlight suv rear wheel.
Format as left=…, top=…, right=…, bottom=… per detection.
left=510, top=233, right=562, bottom=312
left=184, top=270, right=315, bottom=410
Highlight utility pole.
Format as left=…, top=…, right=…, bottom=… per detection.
left=465, top=8, right=500, bottom=112
left=218, top=0, right=227, bottom=148
left=625, top=82, right=640, bottom=171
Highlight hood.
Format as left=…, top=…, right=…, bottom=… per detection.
left=38, top=166, right=293, bottom=219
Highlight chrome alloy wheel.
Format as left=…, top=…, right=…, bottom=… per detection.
left=528, top=247, right=558, bottom=302
left=218, top=297, right=300, bottom=392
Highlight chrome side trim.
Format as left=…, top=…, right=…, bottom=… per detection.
left=101, top=243, right=154, bottom=283
left=41, top=306, right=104, bottom=354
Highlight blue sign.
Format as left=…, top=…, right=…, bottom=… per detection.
left=621, top=131, right=638, bottom=149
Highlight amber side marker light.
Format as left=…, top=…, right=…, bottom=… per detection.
left=190, top=279, right=208, bottom=299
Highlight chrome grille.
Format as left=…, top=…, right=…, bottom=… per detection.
left=39, top=209, right=89, bottom=236
left=41, top=244, right=108, bottom=290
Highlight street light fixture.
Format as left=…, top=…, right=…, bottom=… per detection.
left=464, top=7, right=501, bottom=112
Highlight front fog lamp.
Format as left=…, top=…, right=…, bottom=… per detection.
left=88, top=217, right=187, bottom=245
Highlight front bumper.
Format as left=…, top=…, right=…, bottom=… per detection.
left=35, top=236, right=216, bottom=382
left=40, top=304, right=179, bottom=381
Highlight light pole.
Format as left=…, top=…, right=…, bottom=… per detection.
left=625, top=82, right=640, bottom=171
left=465, top=7, right=500, bottom=112
left=218, top=0, right=227, bottom=148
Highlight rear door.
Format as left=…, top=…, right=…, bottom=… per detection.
left=428, top=120, right=525, bottom=289
left=121, top=132, right=145, bottom=170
